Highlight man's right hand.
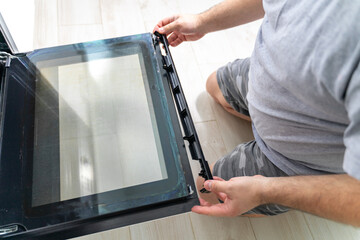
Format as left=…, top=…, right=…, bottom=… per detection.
left=153, top=14, right=205, bottom=47
left=152, top=0, right=264, bottom=47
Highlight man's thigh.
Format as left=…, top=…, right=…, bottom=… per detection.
left=215, top=58, right=251, bottom=117
left=207, top=71, right=251, bottom=121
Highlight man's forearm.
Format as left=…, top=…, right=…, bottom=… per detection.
left=198, top=0, right=264, bottom=34
left=263, top=174, right=360, bottom=226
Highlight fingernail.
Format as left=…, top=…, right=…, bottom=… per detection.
left=204, top=181, right=212, bottom=190
left=159, top=27, right=164, bottom=33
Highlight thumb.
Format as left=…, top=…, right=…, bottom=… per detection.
left=204, top=180, right=229, bottom=193
left=159, top=21, right=179, bottom=34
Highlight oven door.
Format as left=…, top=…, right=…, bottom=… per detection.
left=0, top=32, right=211, bottom=239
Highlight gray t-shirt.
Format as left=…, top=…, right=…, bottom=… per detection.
left=247, top=0, right=360, bottom=179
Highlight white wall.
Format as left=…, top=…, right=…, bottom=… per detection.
left=0, top=0, right=35, bottom=53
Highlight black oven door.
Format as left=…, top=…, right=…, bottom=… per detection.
left=0, top=31, right=212, bottom=239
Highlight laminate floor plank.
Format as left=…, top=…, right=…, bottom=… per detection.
left=137, top=0, right=180, bottom=23
left=191, top=32, right=234, bottom=67
left=250, top=211, right=313, bottom=240
left=189, top=121, right=228, bottom=185
left=100, top=0, right=146, bottom=38
left=189, top=213, right=256, bottom=240
left=177, top=0, right=223, bottom=15
left=130, top=214, right=195, bottom=240
left=303, top=213, right=360, bottom=240
left=58, top=24, right=104, bottom=45
left=72, top=227, right=131, bottom=240
left=195, top=121, right=228, bottom=165
left=58, top=0, right=102, bottom=26
left=33, top=0, right=58, bottom=49
left=177, top=66, right=217, bottom=123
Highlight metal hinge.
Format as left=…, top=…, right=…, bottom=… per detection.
left=0, top=224, right=27, bottom=236
left=187, top=184, right=195, bottom=195
left=0, top=225, right=18, bottom=236
left=0, top=51, right=12, bottom=67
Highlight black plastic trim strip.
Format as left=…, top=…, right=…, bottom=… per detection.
left=153, top=32, right=213, bottom=193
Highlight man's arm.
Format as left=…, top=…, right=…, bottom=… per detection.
left=196, top=0, right=264, bottom=34
left=192, top=174, right=360, bottom=227
left=265, top=174, right=360, bottom=225
left=153, top=0, right=264, bottom=47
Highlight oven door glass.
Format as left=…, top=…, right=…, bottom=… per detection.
left=0, top=33, right=197, bottom=238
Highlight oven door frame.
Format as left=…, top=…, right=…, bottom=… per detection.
left=0, top=33, right=206, bottom=240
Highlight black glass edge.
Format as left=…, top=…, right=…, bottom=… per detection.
left=0, top=33, right=199, bottom=239
left=6, top=197, right=198, bottom=240
left=0, top=57, right=31, bottom=236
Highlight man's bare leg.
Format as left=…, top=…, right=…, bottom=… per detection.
left=206, top=71, right=251, bottom=122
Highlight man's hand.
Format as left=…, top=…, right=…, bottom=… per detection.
left=192, top=175, right=267, bottom=216
left=153, top=14, right=205, bottom=47
left=193, top=174, right=360, bottom=227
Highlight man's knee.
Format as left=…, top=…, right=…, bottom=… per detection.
left=206, top=71, right=229, bottom=107
left=206, top=71, right=219, bottom=101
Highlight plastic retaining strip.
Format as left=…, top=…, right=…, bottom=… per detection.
left=153, top=32, right=213, bottom=193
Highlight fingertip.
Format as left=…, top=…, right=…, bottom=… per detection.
left=158, top=27, right=165, bottom=34
left=191, top=205, right=202, bottom=214
left=191, top=205, right=217, bottom=216
left=206, top=179, right=229, bottom=193
left=204, top=180, right=213, bottom=191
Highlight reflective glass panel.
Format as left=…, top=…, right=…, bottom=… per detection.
left=32, top=53, right=168, bottom=206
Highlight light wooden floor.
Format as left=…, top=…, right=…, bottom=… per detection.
left=2, top=0, right=360, bottom=239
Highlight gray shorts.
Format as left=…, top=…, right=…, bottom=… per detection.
left=213, top=58, right=289, bottom=216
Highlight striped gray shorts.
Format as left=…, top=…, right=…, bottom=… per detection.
left=213, top=58, right=289, bottom=216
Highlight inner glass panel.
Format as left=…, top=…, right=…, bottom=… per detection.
left=32, top=52, right=167, bottom=207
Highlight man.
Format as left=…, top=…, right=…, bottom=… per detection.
left=153, top=0, right=360, bottom=226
